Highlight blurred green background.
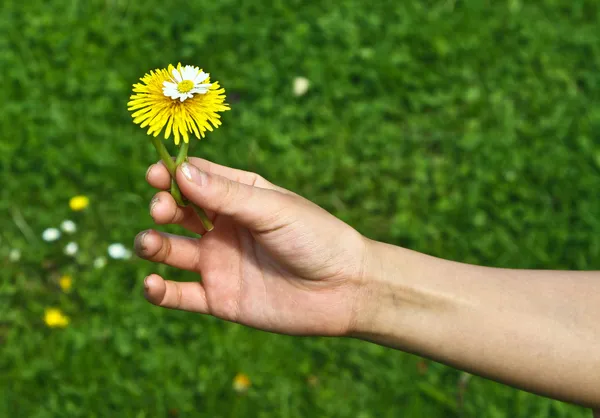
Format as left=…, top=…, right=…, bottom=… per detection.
left=1, top=0, right=599, bottom=416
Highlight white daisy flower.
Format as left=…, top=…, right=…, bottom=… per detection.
left=64, top=242, right=78, bottom=256
left=42, top=228, right=61, bottom=242
left=162, top=65, right=212, bottom=102
left=108, top=243, right=132, bottom=260
left=293, top=77, right=310, bottom=96
left=9, top=249, right=21, bottom=262
left=93, top=256, right=107, bottom=269
left=60, top=220, right=77, bottom=234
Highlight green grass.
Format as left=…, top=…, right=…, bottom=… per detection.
left=1, top=0, right=599, bottom=416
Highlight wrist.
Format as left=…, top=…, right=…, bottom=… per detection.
left=348, top=238, right=457, bottom=349
left=347, top=238, right=409, bottom=339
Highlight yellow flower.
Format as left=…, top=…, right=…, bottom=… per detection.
left=232, top=373, right=251, bottom=393
left=59, top=274, right=72, bottom=292
left=69, top=195, right=89, bottom=211
left=128, top=63, right=230, bottom=145
left=44, top=308, right=69, bottom=328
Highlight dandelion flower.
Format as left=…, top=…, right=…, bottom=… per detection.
left=59, top=275, right=73, bottom=292
left=60, top=220, right=77, bottom=234
left=69, top=195, right=89, bottom=211
left=9, top=249, right=21, bottom=262
left=42, top=228, right=61, bottom=242
left=93, top=256, right=107, bottom=269
left=64, top=242, right=78, bottom=256
left=232, top=373, right=251, bottom=393
left=128, top=63, right=230, bottom=145
left=108, top=243, right=131, bottom=260
left=44, top=308, right=69, bottom=328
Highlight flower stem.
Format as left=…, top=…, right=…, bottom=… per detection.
left=170, top=140, right=190, bottom=206
left=175, top=140, right=189, bottom=166
left=175, top=141, right=214, bottom=232
left=151, top=136, right=175, bottom=174
left=192, top=204, right=214, bottom=232
left=152, top=137, right=214, bottom=232
left=151, top=136, right=185, bottom=206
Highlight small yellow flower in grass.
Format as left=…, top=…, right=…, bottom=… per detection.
left=232, top=373, right=251, bottom=393
left=69, top=195, right=89, bottom=211
left=44, top=308, right=69, bottom=328
left=59, top=274, right=72, bottom=292
left=128, top=63, right=230, bottom=145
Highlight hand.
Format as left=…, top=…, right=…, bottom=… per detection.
left=135, top=158, right=370, bottom=336
left=135, top=159, right=600, bottom=408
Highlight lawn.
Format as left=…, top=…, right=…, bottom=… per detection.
left=1, top=0, right=599, bottom=416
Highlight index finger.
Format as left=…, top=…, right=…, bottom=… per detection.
left=146, top=157, right=291, bottom=194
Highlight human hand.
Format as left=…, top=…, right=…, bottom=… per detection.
left=135, top=158, right=370, bottom=336
left=134, top=159, right=600, bottom=409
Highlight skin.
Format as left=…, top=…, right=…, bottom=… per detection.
left=135, top=158, right=600, bottom=411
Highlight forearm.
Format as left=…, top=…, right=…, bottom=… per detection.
left=353, top=238, right=600, bottom=408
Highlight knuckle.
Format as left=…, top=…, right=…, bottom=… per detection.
left=189, top=244, right=204, bottom=271
left=170, top=206, right=185, bottom=225
left=251, top=173, right=265, bottom=186
left=215, top=177, right=239, bottom=212
left=252, top=193, right=295, bottom=232
left=174, top=282, right=183, bottom=310
left=155, top=235, right=173, bottom=263
left=160, top=281, right=182, bottom=310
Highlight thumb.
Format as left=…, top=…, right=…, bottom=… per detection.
left=176, top=162, right=288, bottom=230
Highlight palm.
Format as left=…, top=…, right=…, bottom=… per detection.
left=195, top=214, right=363, bottom=336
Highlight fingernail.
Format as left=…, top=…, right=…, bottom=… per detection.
left=144, top=276, right=150, bottom=291
left=145, top=164, right=155, bottom=181
left=180, top=162, right=207, bottom=186
left=180, top=162, right=193, bottom=181
left=149, top=196, right=160, bottom=215
left=134, top=230, right=150, bottom=257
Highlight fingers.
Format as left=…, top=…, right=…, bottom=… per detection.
left=144, top=273, right=208, bottom=313
left=146, top=162, right=174, bottom=190
left=149, top=191, right=208, bottom=235
left=134, top=229, right=203, bottom=272
left=176, top=162, right=294, bottom=231
left=146, top=158, right=260, bottom=189
left=146, top=158, right=290, bottom=194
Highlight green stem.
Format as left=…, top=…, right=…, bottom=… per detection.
left=170, top=140, right=190, bottom=206
left=192, top=203, right=214, bottom=232
left=176, top=141, right=214, bottom=232
left=151, top=136, right=185, bottom=206
left=150, top=136, right=176, bottom=175
left=154, top=138, right=214, bottom=232
left=175, top=140, right=189, bottom=166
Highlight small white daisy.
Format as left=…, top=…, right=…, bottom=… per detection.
left=64, top=242, right=79, bottom=256
left=60, top=220, right=77, bottom=234
left=9, top=249, right=21, bottom=262
left=93, top=256, right=107, bottom=269
left=108, top=243, right=132, bottom=260
left=42, top=228, right=61, bottom=242
left=293, top=77, right=310, bottom=96
left=162, top=65, right=212, bottom=102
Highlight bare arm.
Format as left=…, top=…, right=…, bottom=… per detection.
left=139, top=158, right=600, bottom=410
left=354, top=239, right=600, bottom=408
